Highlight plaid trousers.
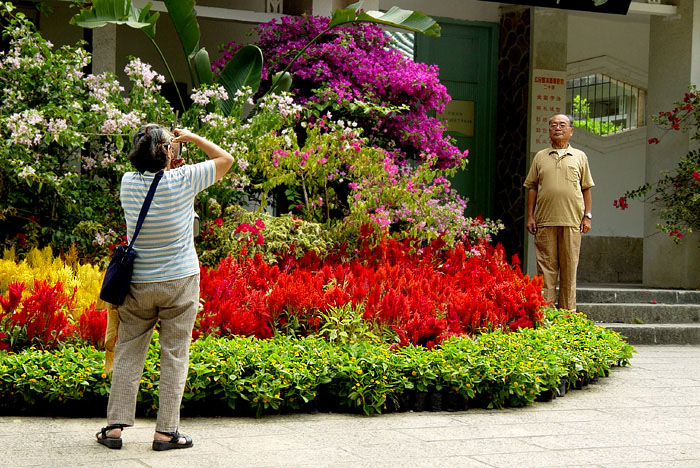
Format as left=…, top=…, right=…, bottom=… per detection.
left=534, top=226, right=581, bottom=311
left=107, top=274, right=199, bottom=432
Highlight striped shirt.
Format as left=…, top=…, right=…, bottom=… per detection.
left=120, top=160, right=216, bottom=282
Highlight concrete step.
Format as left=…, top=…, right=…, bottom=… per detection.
left=597, top=323, right=700, bottom=345
left=577, top=303, right=700, bottom=324
left=576, top=286, right=700, bottom=304
left=575, top=284, right=700, bottom=345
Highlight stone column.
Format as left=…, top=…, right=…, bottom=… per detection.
left=91, top=23, right=117, bottom=75
left=644, top=0, right=700, bottom=289
left=495, top=7, right=530, bottom=262
left=525, top=7, right=568, bottom=277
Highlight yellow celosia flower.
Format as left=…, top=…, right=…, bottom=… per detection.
left=0, top=246, right=105, bottom=321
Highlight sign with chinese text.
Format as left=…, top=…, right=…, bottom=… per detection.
left=438, top=100, right=475, bottom=138
left=530, top=69, right=567, bottom=152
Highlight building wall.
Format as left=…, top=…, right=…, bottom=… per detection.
left=38, top=3, right=84, bottom=48
left=564, top=11, right=651, bottom=283
left=567, top=11, right=650, bottom=73
left=566, top=11, right=649, bottom=239
left=644, top=0, right=700, bottom=289
left=36, top=1, right=265, bottom=98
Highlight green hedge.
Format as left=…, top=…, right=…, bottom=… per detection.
left=0, top=311, right=634, bottom=416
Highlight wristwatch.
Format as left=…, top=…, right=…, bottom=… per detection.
left=584, top=213, right=592, bottom=219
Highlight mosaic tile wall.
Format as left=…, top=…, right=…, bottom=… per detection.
left=494, top=8, right=530, bottom=261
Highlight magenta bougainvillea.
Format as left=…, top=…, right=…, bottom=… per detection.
left=214, top=15, right=467, bottom=168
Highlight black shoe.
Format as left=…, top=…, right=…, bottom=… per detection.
left=152, top=431, right=193, bottom=451
left=96, top=425, right=124, bottom=449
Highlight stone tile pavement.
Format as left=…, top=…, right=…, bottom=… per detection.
left=1, top=345, right=699, bottom=468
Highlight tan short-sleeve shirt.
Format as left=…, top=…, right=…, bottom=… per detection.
left=523, top=145, right=594, bottom=227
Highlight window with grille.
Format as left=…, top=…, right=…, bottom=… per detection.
left=566, top=74, right=646, bottom=136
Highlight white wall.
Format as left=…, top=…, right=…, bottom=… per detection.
left=567, top=11, right=650, bottom=74
left=570, top=130, right=646, bottom=237
left=565, top=10, right=650, bottom=239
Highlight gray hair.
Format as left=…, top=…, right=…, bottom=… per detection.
left=127, top=124, right=171, bottom=173
left=549, top=114, right=574, bottom=127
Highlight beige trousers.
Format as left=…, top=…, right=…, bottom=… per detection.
left=107, top=274, right=199, bottom=432
left=534, top=226, right=581, bottom=311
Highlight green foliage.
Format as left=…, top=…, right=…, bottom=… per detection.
left=161, top=0, right=213, bottom=89
left=250, top=118, right=362, bottom=219
left=162, top=0, right=198, bottom=59
left=572, top=95, right=622, bottom=136
left=217, top=45, right=263, bottom=117
left=0, top=345, right=109, bottom=406
left=0, top=1, right=491, bottom=257
left=317, top=302, right=390, bottom=345
left=70, top=0, right=159, bottom=37
left=0, top=312, right=634, bottom=416
left=197, top=205, right=335, bottom=267
left=243, top=111, right=488, bottom=246
left=71, top=0, right=214, bottom=108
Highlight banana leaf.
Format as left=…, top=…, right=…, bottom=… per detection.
left=269, top=71, right=292, bottom=95
left=217, top=45, right=263, bottom=117
left=163, top=0, right=199, bottom=60
left=329, top=1, right=440, bottom=37
left=194, top=48, right=214, bottom=86
left=70, top=0, right=158, bottom=39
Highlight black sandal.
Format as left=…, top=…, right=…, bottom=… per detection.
left=152, top=430, right=193, bottom=451
left=96, top=424, right=124, bottom=449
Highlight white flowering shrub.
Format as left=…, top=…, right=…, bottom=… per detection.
left=0, top=5, right=304, bottom=257
left=0, top=5, right=174, bottom=257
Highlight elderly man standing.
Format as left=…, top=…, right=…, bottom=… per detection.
left=524, top=114, right=594, bottom=311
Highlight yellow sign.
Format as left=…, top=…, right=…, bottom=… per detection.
left=438, top=100, right=475, bottom=137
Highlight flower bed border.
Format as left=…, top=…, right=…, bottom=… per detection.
left=0, top=311, right=634, bottom=417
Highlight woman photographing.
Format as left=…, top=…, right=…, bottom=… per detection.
left=96, top=124, right=233, bottom=451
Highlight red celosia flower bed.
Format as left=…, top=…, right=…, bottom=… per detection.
left=0, top=281, right=78, bottom=349
left=195, top=237, right=545, bottom=348
left=0, top=237, right=545, bottom=351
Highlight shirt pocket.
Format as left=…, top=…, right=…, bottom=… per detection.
left=566, top=166, right=580, bottom=183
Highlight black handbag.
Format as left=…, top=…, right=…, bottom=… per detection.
left=100, top=171, right=163, bottom=305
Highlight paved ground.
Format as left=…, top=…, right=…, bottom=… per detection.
left=1, top=345, right=699, bottom=468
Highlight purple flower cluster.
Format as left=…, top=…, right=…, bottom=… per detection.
left=214, top=14, right=467, bottom=168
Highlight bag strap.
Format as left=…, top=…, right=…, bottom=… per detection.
left=128, top=170, right=164, bottom=249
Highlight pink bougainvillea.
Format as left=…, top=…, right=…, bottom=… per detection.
left=214, top=15, right=466, bottom=168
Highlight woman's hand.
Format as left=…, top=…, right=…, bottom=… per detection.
left=172, top=128, right=234, bottom=181
left=169, top=156, right=185, bottom=169
left=171, top=128, right=197, bottom=144
left=169, top=128, right=195, bottom=169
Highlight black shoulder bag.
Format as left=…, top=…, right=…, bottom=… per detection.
left=100, top=171, right=163, bottom=305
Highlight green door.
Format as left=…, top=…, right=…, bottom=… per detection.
left=415, top=20, right=498, bottom=218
